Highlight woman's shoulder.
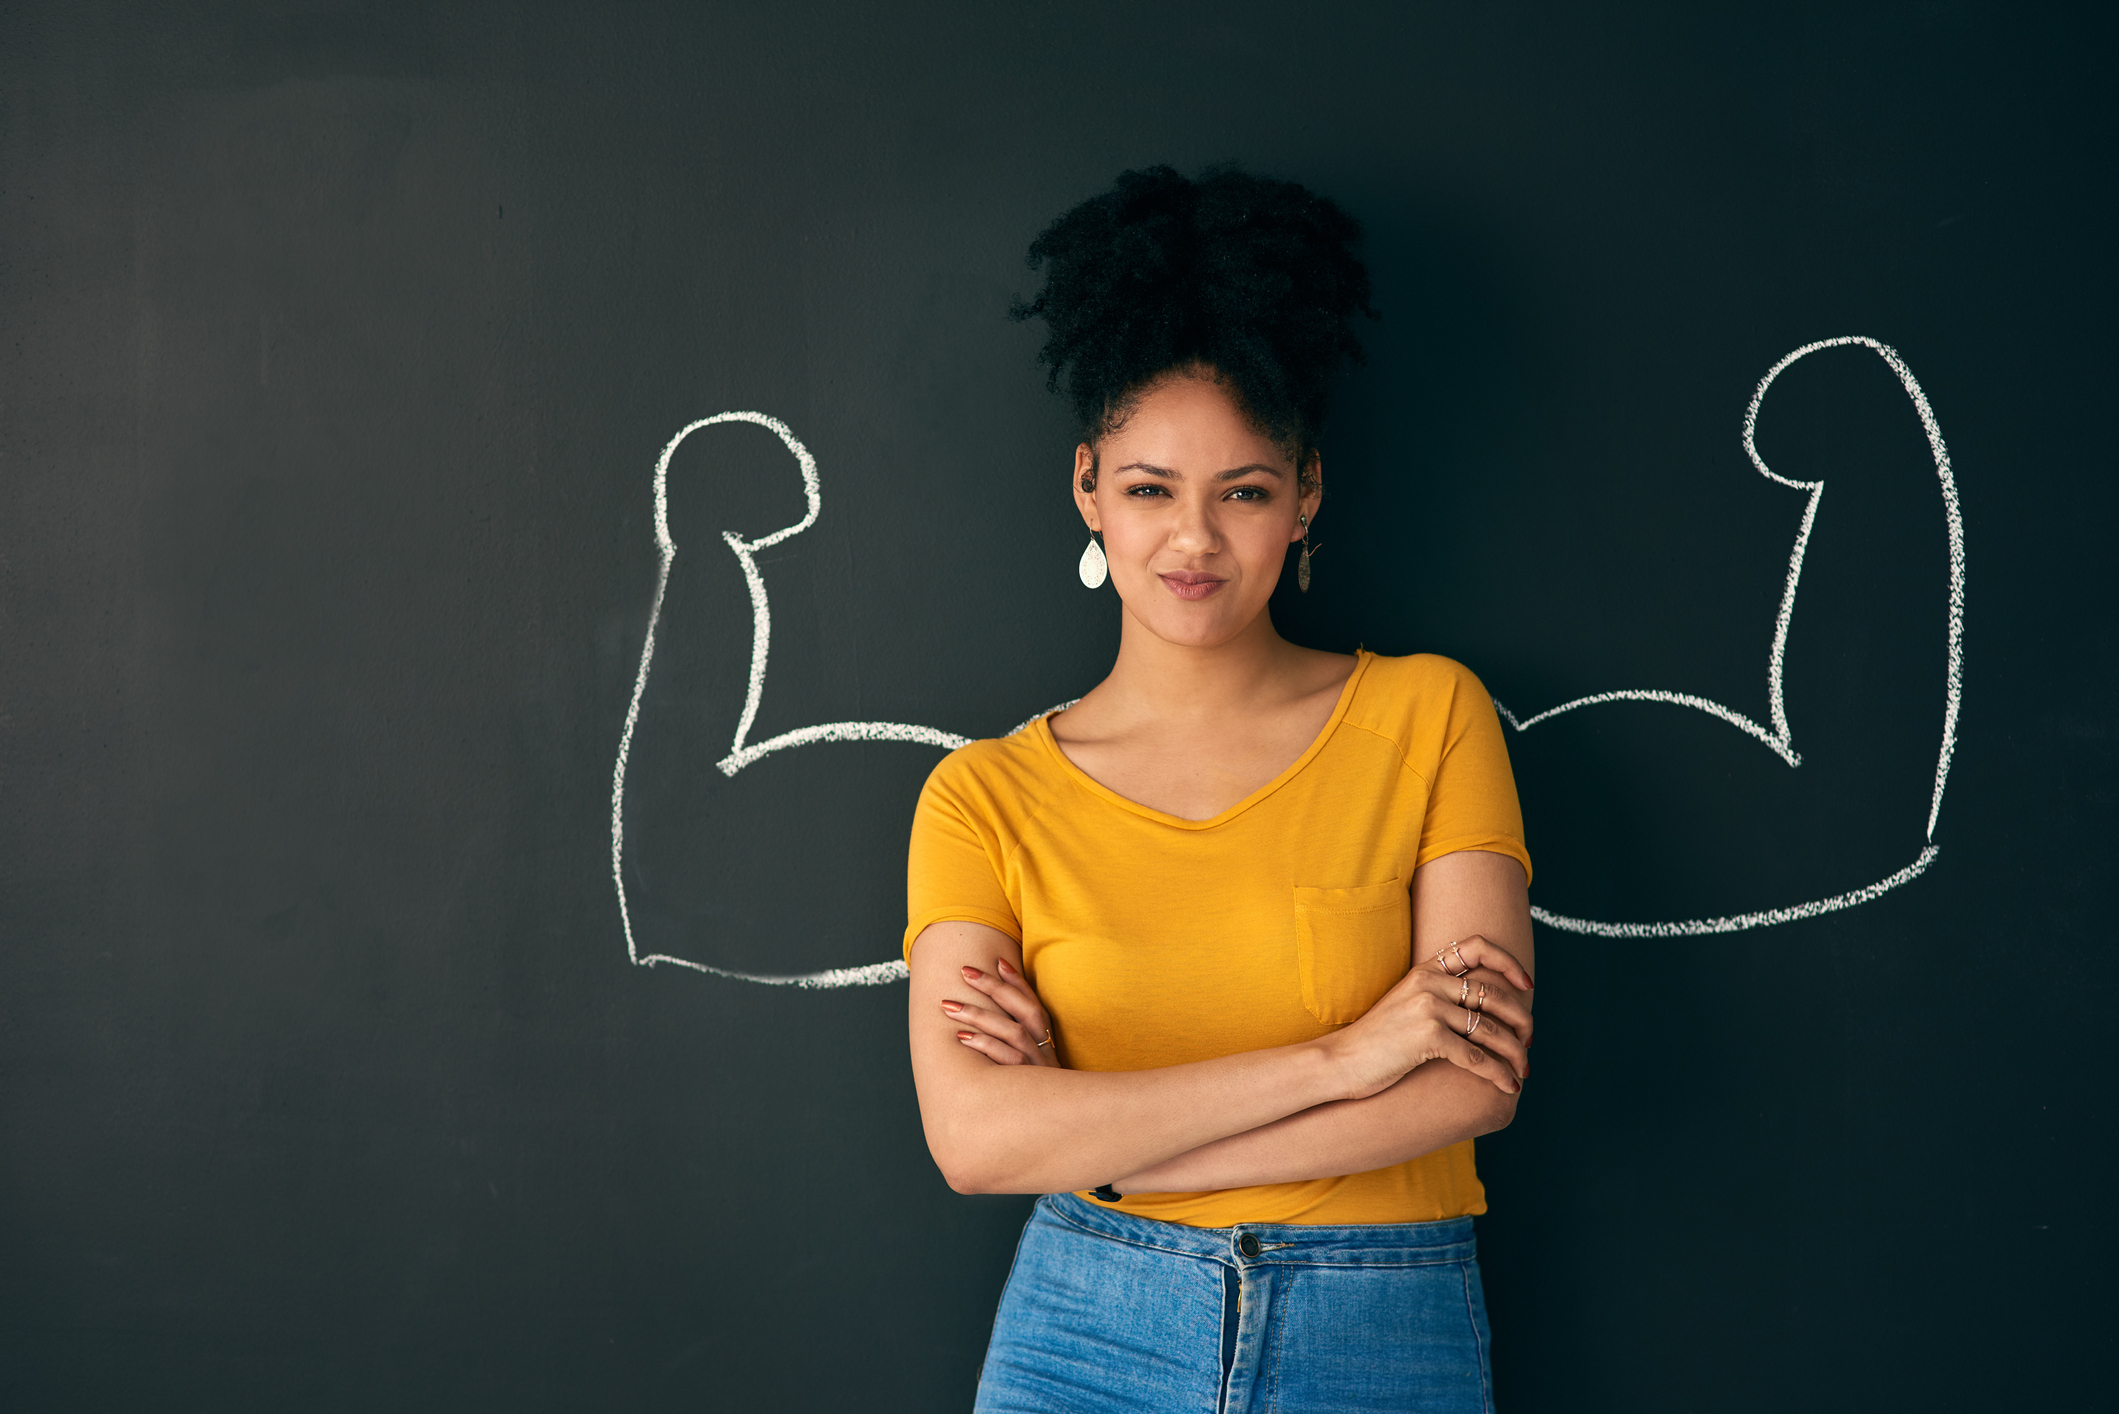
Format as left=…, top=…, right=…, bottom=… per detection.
left=1345, top=651, right=1501, bottom=749
left=1356, top=649, right=1493, bottom=699
left=920, top=720, right=1065, bottom=815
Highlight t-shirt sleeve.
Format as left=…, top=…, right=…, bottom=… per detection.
left=1414, top=660, right=1534, bottom=884
left=903, top=750, right=1023, bottom=963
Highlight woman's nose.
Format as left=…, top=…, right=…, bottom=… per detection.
left=1166, top=499, right=1221, bottom=557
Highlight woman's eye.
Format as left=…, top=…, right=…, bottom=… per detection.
left=1124, top=483, right=1168, bottom=497
left=1227, top=486, right=1269, bottom=502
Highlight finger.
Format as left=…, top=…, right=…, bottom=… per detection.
left=1429, top=934, right=1533, bottom=992
left=1451, top=1009, right=1529, bottom=1084
left=953, top=1021, right=1038, bottom=1065
left=941, top=998, right=1046, bottom=1062
left=968, top=962, right=1055, bottom=1039
left=958, top=964, right=1031, bottom=1017
left=1461, top=935, right=1534, bottom=991
left=1411, top=966, right=1533, bottom=1050
left=939, top=996, right=1025, bottom=1041
left=955, top=1030, right=1032, bottom=1066
left=964, top=983, right=1058, bottom=1066
left=1459, top=969, right=1533, bottom=1050
left=1442, top=1029, right=1524, bottom=1094
left=965, top=963, right=1053, bottom=1036
left=992, top=964, right=1064, bottom=1066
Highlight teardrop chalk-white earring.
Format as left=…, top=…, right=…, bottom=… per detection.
left=1078, top=535, right=1108, bottom=589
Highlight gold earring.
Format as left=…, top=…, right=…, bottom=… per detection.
left=1297, top=513, right=1320, bottom=593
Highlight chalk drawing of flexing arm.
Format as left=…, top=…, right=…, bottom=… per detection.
left=610, top=412, right=1068, bottom=988
left=1495, top=337, right=1966, bottom=937
left=610, top=337, right=1965, bottom=986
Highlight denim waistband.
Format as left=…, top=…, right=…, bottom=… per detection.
left=1038, top=1191, right=1477, bottom=1269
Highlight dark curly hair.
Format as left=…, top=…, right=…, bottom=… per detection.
left=1010, top=164, right=1375, bottom=489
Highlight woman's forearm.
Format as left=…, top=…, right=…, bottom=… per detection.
left=1099, top=849, right=1536, bottom=1195
left=910, top=909, right=1529, bottom=1197
left=1109, top=1057, right=1518, bottom=1195
left=913, top=921, right=1373, bottom=1194
left=918, top=1036, right=1354, bottom=1195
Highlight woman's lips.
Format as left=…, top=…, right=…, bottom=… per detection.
left=1158, top=572, right=1228, bottom=601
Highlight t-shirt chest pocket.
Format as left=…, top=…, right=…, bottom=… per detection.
left=1291, top=877, right=1412, bottom=1025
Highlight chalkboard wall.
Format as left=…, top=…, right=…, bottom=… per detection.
left=4, top=2, right=2113, bottom=1409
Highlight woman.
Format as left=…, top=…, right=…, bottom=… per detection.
left=904, top=165, right=1534, bottom=1414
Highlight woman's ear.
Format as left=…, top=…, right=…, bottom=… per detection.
left=1073, top=443, right=1100, bottom=531
left=1294, top=449, right=1324, bottom=540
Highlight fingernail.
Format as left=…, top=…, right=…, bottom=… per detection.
left=998, top=960, right=1017, bottom=975
left=940, top=1000, right=962, bottom=1013
left=956, top=1031, right=976, bottom=1042
left=962, top=966, right=984, bottom=980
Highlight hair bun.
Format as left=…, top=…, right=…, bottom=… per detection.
left=1011, top=164, right=1375, bottom=457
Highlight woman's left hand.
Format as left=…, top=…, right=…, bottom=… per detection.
left=941, top=958, right=1063, bottom=1068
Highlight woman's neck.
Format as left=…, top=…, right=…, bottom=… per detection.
left=1093, top=605, right=1333, bottom=728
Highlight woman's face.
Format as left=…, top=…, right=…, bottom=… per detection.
left=1074, top=371, right=1320, bottom=650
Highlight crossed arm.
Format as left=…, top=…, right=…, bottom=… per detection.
left=906, top=849, right=1534, bottom=1196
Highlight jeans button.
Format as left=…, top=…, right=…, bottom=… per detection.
left=1238, top=1233, right=1261, bottom=1258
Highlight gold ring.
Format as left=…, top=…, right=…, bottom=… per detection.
left=1474, top=982, right=1488, bottom=1013
left=1465, top=1011, right=1483, bottom=1037
left=1035, top=1032, right=1054, bottom=1050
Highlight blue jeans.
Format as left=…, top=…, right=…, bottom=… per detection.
left=975, top=1193, right=1495, bottom=1413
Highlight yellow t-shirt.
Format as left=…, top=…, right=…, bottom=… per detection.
left=902, top=650, right=1532, bottom=1228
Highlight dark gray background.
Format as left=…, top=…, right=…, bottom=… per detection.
left=3, top=2, right=2112, bottom=1408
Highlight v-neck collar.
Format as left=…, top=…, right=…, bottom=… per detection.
left=1031, top=650, right=1373, bottom=831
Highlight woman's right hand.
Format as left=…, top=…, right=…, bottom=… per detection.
left=941, top=957, right=1064, bottom=1069
left=1324, top=935, right=1533, bottom=1100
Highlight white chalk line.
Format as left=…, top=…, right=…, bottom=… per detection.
left=1493, top=690, right=1794, bottom=765
left=632, top=953, right=912, bottom=988
left=721, top=722, right=973, bottom=775
left=611, top=337, right=1965, bottom=978
left=1530, top=846, right=1940, bottom=938
left=1500, top=336, right=1965, bottom=936
left=610, top=412, right=1068, bottom=986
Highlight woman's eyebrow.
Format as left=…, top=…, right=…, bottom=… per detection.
left=1111, top=462, right=1286, bottom=480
